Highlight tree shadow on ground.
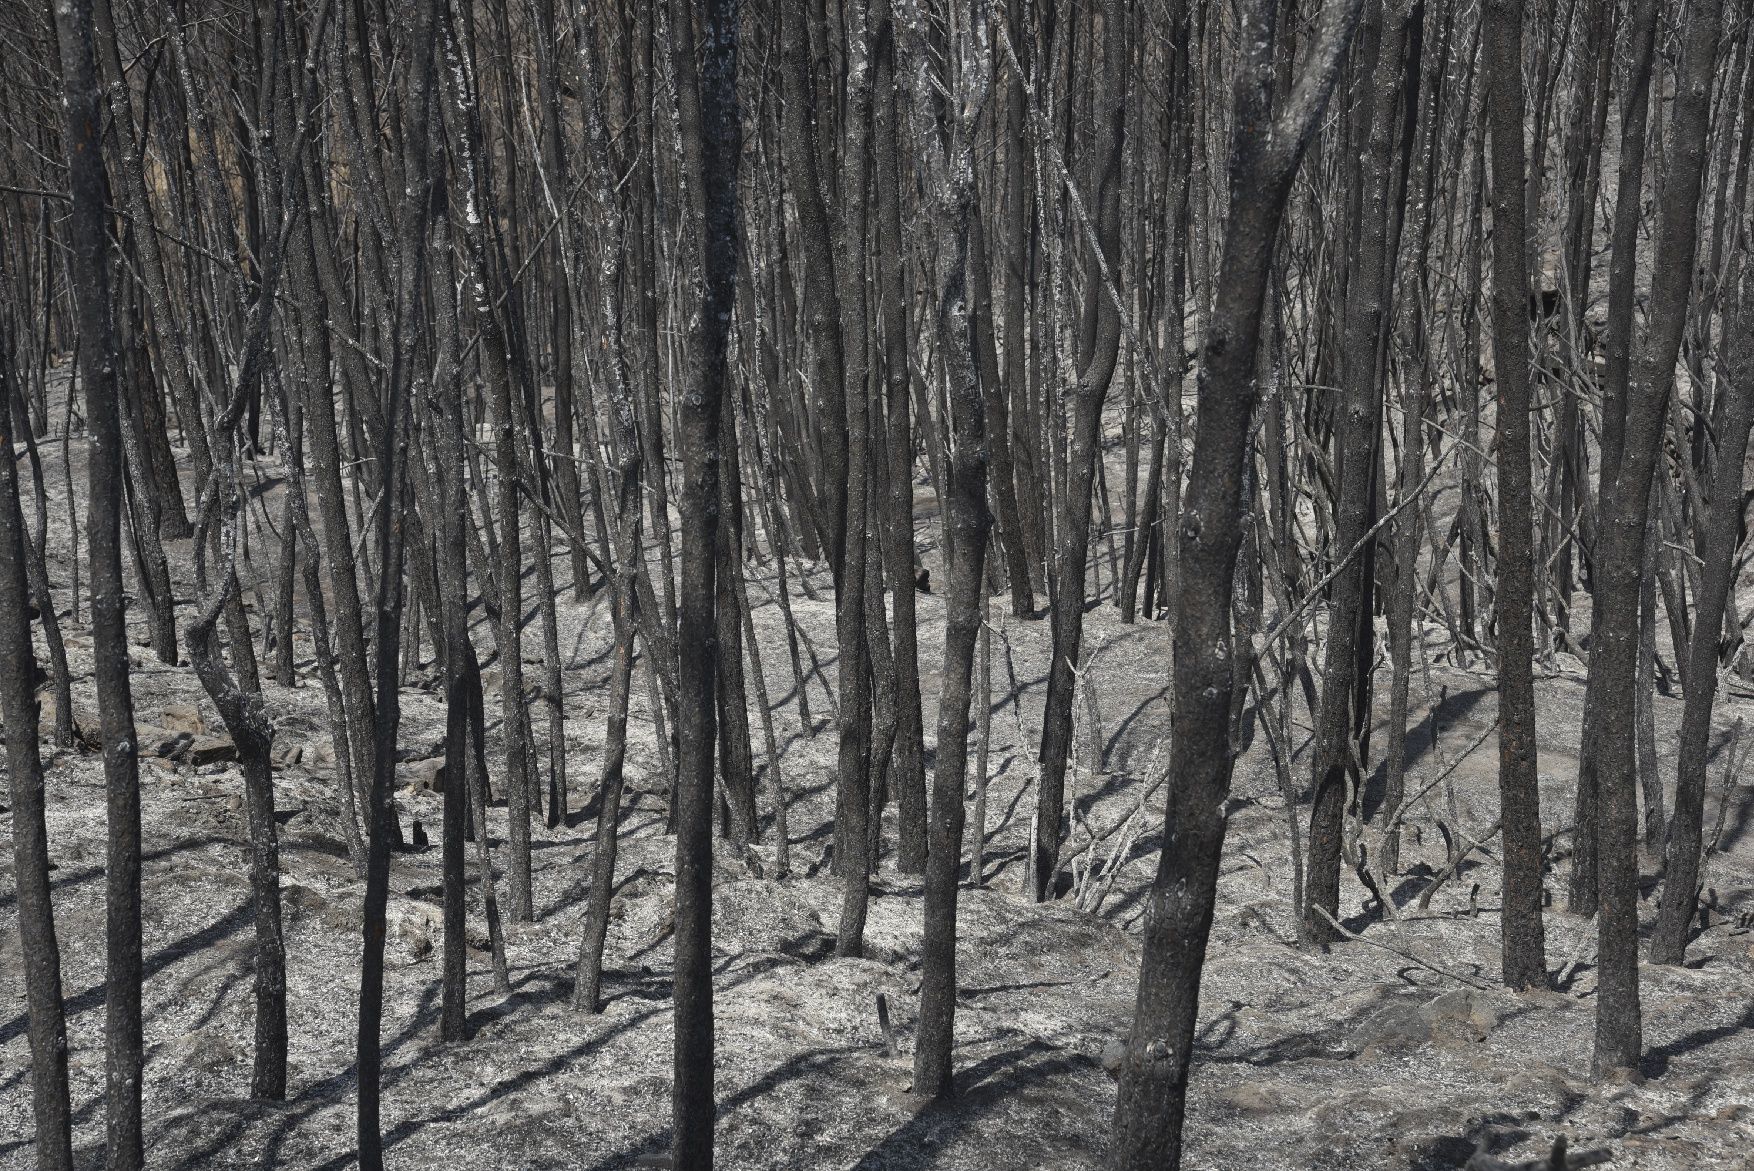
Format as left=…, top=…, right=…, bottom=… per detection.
left=0, top=897, right=252, bottom=1048
left=1360, top=685, right=1494, bottom=819
left=574, top=1034, right=1099, bottom=1171
left=848, top=1038, right=1101, bottom=1170
left=0, top=832, right=225, bottom=914
left=291, top=957, right=769, bottom=1171
left=1641, top=999, right=1754, bottom=1078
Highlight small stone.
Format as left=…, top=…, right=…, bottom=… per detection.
left=1100, top=1037, right=1126, bottom=1079
left=187, top=735, right=238, bottom=766
left=160, top=703, right=206, bottom=734
left=1428, top=988, right=1502, bottom=1042
left=386, top=899, right=439, bottom=964
left=397, top=756, right=447, bottom=792
left=160, top=1026, right=246, bottom=1071
left=1353, top=997, right=1430, bottom=1054
left=40, top=695, right=103, bottom=751
left=136, top=725, right=192, bottom=760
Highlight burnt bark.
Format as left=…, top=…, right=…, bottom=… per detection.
left=0, top=288, right=74, bottom=1171
left=1032, top=0, right=1125, bottom=902
left=1483, top=0, right=1548, bottom=990
left=1108, top=1, right=1362, bottom=1163
left=49, top=0, right=146, bottom=1161
left=669, top=0, right=739, bottom=1164
left=1304, top=0, right=1411, bottom=944
left=1650, top=260, right=1754, bottom=965
left=910, top=0, right=992, bottom=1098
left=1586, top=0, right=1724, bottom=1077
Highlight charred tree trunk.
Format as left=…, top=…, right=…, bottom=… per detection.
left=1570, top=0, right=1660, bottom=918
left=1033, top=0, right=1126, bottom=902
left=911, top=0, right=992, bottom=1095
left=1586, top=0, right=1724, bottom=1077
left=49, top=0, right=146, bottom=1161
left=1651, top=260, right=1754, bottom=965
left=187, top=525, right=286, bottom=1098
left=669, top=0, right=739, bottom=1164
left=872, top=0, right=929, bottom=874
left=357, top=1, right=436, bottom=1162
left=568, top=6, right=648, bottom=1015
left=1304, top=0, right=1411, bottom=944
left=1108, top=1, right=1361, bottom=1163
left=0, top=296, right=74, bottom=1171
left=1483, top=0, right=1548, bottom=990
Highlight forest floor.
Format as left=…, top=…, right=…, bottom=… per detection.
left=5, top=401, right=1754, bottom=1170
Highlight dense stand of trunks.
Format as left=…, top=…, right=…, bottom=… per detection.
left=3, top=0, right=1753, bottom=1167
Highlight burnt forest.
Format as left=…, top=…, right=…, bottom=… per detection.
left=3, top=0, right=1754, bottom=1168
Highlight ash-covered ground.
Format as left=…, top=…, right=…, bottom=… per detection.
left=5, top=423, right=1754, bottom=1171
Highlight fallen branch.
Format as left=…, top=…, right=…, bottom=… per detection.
left=1389, top=715, right=1501, bottom=836
left=1417, top=817, right=1502, bottom=910
left=1310, top=905, right=1492, bottom=989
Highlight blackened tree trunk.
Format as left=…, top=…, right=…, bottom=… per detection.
left=1003, top=3, right=1046, bottom=587
left=717, top=411, right=758, bottom=846
left=1483, top=0, right=1548, bottom=991
left=1108, top=0, right=1361, bottom=1163
left=0, top=302, right=74, bottom=1171
left=464, top=656, right=512, bottom=994
left=284, top=133, right=377, bottom=842
left=187, top=518, right=286, bottom=1099
left=910, top=0, right=992, bottom=1098
left=669, top=0, right=739, bottom=1163
left=1003, top=0, right=1038, bottom=585
left=1033, top=0, right=1126, bottom=903
left=572, top=475, right=639, bottom=1008
left=437, top=16, right=535, bottom=922
left=567, top=6, right=648, bottom=1013
left=1304, top=0, right=1411, bottom=943
left=531, top=0, right=592, bottom=609
left=358, top=2, right=437, bottom=1162
left=831, top=0, right=877, bottom=956
left=970, top=176, right=1035, bottom=619
left=49, top=0, right=145, bottom=1162
left=779, top=0, right=874, bottom=947
left=1651, top=259, right=1754, bottom=965
left=738, top=552, right=792, bottom=874
left=1586, top=0, right=1724, bottom=1077
left=90, top=0, right=207, bottom=536
left=863, top=510, right=900, bottom=868
left=428, top=160, right=473, bottom=1041
left=571, top=578, right=637, bottom=1012
left=872, top=0, right=929, bottom=873
left=3, top=375, right=74, bottom=750
left=1571, top=0, right=1660, bottom=917
left=1378, top=0, right=1448, bottom=880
